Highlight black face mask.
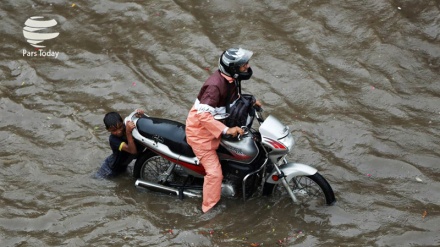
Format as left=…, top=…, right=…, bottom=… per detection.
left=234, top=67, right=253, bottom=81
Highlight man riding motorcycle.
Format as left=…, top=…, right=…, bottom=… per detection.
left=185, top=47, right=262, bottom=213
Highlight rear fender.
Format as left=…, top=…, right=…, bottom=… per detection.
left=266, top=163, right=317, bottom=184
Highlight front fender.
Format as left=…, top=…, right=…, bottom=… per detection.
left=265, top=163, right=317, bottom=184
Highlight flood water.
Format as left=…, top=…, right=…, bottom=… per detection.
left=1, top=0, right=439, bottom=246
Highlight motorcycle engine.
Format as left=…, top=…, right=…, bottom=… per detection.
left=221, top=174, right=242, bottom=198
left=221, top=182, right=236, bottom=197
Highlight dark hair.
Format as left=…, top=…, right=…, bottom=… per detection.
left=103, top=112, right=123, bottom=129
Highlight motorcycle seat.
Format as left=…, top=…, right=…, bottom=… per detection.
left=136, top=116, right=196, bottom=158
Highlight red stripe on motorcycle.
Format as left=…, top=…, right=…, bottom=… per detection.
left=150, top=149, right=206, bottom=175
left=263, top=137, right=287, bottom=150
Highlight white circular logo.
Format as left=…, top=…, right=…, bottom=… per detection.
left=23, top=16, right=59, bottom=48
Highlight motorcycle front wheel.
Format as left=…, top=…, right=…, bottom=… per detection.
left=262, top=172, right=336, bottom=206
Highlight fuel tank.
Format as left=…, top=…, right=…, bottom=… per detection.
left=217, top=133, right=259, bottom=164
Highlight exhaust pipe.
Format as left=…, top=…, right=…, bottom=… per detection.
left=135, top=179, right=201, bottom=198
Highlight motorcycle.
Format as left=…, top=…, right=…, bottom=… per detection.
left=127, top=107, right=336, bottom=206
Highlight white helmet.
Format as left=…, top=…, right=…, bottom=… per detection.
left=218, top=48, right=253, bottom=80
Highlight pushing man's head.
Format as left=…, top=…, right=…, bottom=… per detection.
left=104, top=112, right=124, bottom=137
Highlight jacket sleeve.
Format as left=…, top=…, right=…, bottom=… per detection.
left=194, top=111, right=226, bottom=138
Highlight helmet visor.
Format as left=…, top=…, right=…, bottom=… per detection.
left=234, top=48, right=253, bottom=66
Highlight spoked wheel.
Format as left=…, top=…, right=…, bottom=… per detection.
left=263, top=172, right=336, bottom=206
left=133, top=150, right=186, bottom=184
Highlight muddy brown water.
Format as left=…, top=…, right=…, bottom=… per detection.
left=1, top=0, right=439, bottom=246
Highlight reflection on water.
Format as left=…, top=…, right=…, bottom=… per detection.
left=1, top=0, right=439, bottom=246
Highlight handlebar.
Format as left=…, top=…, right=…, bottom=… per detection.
left=254, top=107, right=265, bottom=123
left=253, top=105, right=263, bottom=113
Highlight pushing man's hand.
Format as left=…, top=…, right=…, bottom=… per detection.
left=135, top=109, right=145, bottom=117
left=126, top=120, right=136, bottom=133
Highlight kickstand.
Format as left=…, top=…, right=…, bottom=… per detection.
left=177, top=175, right=192, bottom=200
left=178, top=187, right=184, bottom=200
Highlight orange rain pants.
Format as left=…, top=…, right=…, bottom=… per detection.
left=186, top=106, right=226, bottom=213
left=191, top=147, right=223, bottom=213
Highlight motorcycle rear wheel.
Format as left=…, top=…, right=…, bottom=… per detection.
left=133, top=150, right=186, bottom=184
left=262, top=172, right=336, bottom=206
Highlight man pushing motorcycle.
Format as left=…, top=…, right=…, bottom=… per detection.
left=185, top=48, right=262, bottom=213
